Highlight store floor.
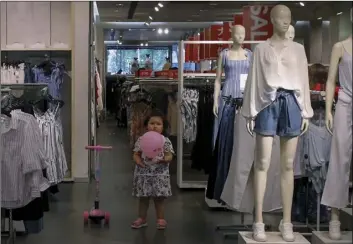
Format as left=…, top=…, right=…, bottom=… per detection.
left=6, top=119, right=281, bottom=244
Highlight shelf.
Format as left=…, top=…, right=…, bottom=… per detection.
left=2, top=48, right=71, bottom=51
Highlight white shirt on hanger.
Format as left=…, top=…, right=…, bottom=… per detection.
left=242, top=39, right=313, bottom=120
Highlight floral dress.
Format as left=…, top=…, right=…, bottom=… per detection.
left=132, top=136, right=174, bottom=197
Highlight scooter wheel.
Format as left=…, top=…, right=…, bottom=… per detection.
left=104, top=212, right=110, bottom=225
left=83, top=211, right=89, bottom=225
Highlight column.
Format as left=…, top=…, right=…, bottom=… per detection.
left=309, top=20, right=323, bottom=63
left=71, top=2, right=90, bottom=182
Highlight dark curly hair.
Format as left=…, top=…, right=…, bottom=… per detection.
left=143, top=110, right=169, bottom=136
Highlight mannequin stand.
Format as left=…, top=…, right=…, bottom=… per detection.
left=311, top=231, right=353, bottom=244
left=238, top=231, right=310, bottom=244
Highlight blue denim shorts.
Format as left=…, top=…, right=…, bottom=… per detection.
left=254, top=89, right=302, bottom=137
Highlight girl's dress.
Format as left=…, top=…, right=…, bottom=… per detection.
left=132, top=136, right=174, bottom=197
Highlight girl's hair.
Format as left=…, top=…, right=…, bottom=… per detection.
left=143, top=110, right=169, bottom=136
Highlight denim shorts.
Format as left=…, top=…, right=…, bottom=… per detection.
left=254, top=89, right=302, bottom=137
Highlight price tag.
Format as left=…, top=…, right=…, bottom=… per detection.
left=240, top=74, right=248, bottom=92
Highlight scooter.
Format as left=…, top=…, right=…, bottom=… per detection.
left=83, top=145, right=112, bottom=226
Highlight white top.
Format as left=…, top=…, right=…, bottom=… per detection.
left=242, top=39, right=313, bottom=119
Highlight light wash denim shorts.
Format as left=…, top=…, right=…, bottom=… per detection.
left=254, top=89, right=302, bottom=137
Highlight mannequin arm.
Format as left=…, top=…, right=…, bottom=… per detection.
left=213, top=53, right=223, bottom=117
left=325, top=43, right=342, bottom=134
left=299, top=45, right=313, bottom=120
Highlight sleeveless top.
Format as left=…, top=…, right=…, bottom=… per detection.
left=338, top=44, right=352, bottom=97
left=221, top=48, right=252, bottom=98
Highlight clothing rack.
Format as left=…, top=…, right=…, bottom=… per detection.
left=1, top=83, right=49, bottom=244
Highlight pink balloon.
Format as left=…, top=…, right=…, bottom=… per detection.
left=140, top=131, right=165, bottom=158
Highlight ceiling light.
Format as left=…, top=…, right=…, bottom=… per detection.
left=140, top=43, right=144, bottom=46
left=157, top=28, right=163, bottom=34
left=158, top=3, right=163, bottom=8
left=129, top=29, right=132, bottom=31
left=317, top=17, right=322, bottom=20
left=114, top=9, right=119, bottom=12
left=145, top=43, right=149, bottom=46
left=152, top=29, right=156, bottom=31
left=154, top=7, right=159, bottom=11
left=149, top=16, right=153, bottom=20
left=116, top=4, right=123, bottom=7
left=164, top=28, right=169, bottom=34
left=197, top=32, right=200, bottom=36
left=209, top=3, right=218, bottom=6
left=337, top=12, right=343, bottom=15
left=299, top=2, right=305, bottom=6
left=144, top=22, right=150, bottom=26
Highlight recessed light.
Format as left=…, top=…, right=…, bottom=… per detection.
left=145, top=43, right=149, bottom=46
left=158, top=3, right=163, bottom=8
left=140, top=43, right=144, bottom=46
left=164, top=28, right=169, bottom=34
left=149, top=16, right=153, bottom=20
left=157, top=28, right=163, bottom=34
left=337, top=12, right=343, bottom=15
left=197, top=32, right=200, bottom=36
left=317, top=17, right=322, bottom=20
left=299, top=2, right=305, bottom=7
left=116, top=4, right=123, bottom=7
left=154, top=7, right=159, bottom=11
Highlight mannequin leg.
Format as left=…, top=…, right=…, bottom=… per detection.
left=254, top=135, right=274, bottom=223
left=279, top=136, right=299, bottom=223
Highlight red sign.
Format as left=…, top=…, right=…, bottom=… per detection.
left=243, top=5, right=273, bottom=50
left=234, top=14, right=243, bottom=25
left=189, top=36, right=195, bottom=62
left=185, top=37, right=191, bottom=62
left=199, top=31, right=205, bottom=60
left=209, top=25, right=223, bottom=60
left=222, top=21, right=233, bottom=49
left=204, top=27, right=211, bottom=60
left=193, top=34, right=200, bottom=62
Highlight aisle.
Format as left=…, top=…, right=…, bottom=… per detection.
left=8, top=120, right=247, bottom=244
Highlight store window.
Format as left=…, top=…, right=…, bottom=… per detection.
left=106, top=47, right=170, bottom=74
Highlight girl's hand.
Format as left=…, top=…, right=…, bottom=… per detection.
left=135, top=158, right=145, bottom=167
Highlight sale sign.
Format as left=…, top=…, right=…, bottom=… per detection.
left=243, top=5, right=273, bottom=50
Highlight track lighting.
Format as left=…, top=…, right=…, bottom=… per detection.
left=155, top=7, right=159, bottom=11
left=299, top=2, right=304, bottom=6
left=337, top=12, right=342, bottom=15
left=158, top=3, right=163, bottom=8
left=317, top=17, right=322, bottom=20
left=149, top=16, right=153, bottom=20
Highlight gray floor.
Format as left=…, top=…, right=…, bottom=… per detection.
left=3, top=120, right=279, bottom=244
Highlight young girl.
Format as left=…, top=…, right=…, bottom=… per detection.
left=131, top=111, right=174, bottom=230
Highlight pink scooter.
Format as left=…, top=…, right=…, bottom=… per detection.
left=83, top=145, right=112, bottom=226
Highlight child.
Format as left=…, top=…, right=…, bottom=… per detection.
left=131, top=111, right=174, bottom=230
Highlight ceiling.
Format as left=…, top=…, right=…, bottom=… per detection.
left=97, top=1, right=352, bottom=43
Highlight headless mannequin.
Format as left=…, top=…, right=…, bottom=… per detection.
left=213, top=25, right=247, bottom=116
left=322, top=8, right=352, bottom=240
left=243, top=5, right=311, bottom=242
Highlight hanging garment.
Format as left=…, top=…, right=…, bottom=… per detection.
left=220, top=113, right=283, bottom=213
left=1, top=63, right=25, bottom=84
left=34, top=107, right=68, bottom=185
left=180, top=88, right=199, bottom=143
left=167, top=94, right=178, bottom=136
left=213, top=48, right=252, bottom=147
left=206, top=97, right=237, bottom=201
left=191, top=87, right=214, bottom=173
left=306, top=123, right=332, bottom=194
left=129, top=102, right=152, bottom=148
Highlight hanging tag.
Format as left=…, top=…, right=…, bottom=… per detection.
left=240, top=74, right=248, bottom=92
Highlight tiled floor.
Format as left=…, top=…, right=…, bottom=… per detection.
left=2, top=120, right=278, bottom=244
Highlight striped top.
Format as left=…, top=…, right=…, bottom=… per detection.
left=221, top=48, right=252, bottom=98
left=1, top=110, right=49, bottom=209
left=339, top=45, right=352, bottom=97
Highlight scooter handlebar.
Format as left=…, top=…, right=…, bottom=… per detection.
left=85, top=145, right=113, bottom=151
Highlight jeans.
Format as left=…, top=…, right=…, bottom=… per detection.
left=254, top=88, right=302, bottom=137
left=24, top=218, right=44, bottom=234
left=206, top=97, right=237, bottom=201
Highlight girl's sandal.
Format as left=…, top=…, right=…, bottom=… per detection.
left=131, top=218, right=148, bottom=229
left=156, top=219, right=167, bottom=230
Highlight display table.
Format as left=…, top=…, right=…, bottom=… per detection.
left=311, top=231, right=352, bottom=244
left=238, top=232, right=310, bottom=244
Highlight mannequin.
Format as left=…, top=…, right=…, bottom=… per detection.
left=206, top=25, right=252, bottom=201
left=321, top=7, right=352, bottom=241
left=242, top=5, right=313, bottom=242
left=285, top=25, right=295, bottom=41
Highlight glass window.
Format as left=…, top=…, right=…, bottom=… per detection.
left=106, top=47, right=170, bottom=74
